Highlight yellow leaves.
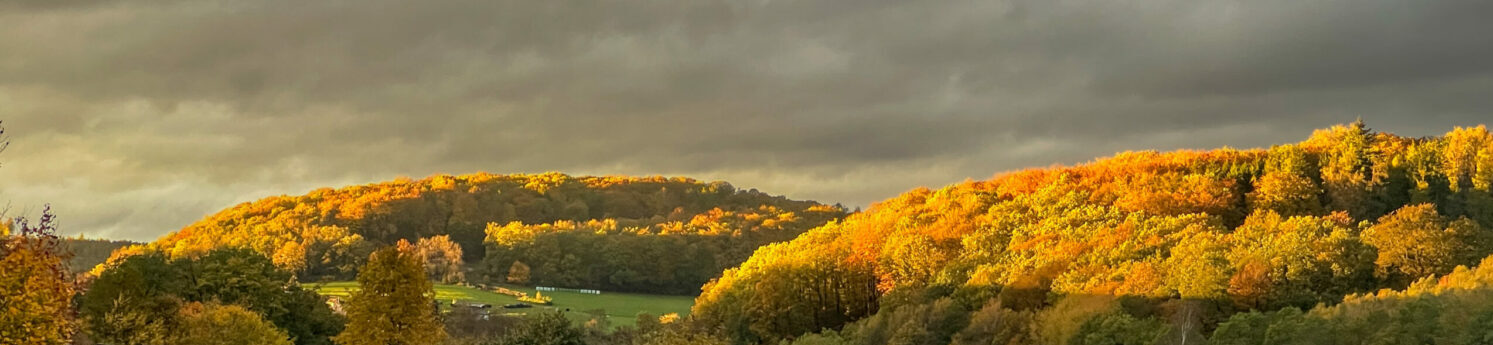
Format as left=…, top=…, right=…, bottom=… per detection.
left=271, top=241, right=307, bottom=273
left=337, top=247, right=445, bottom=345
left=1442, top=125, right=1493, bottom=192
left=1477, top=149, right=1493, bottom=192
left=1011, top=233, right=1060, bottom=252
left=485, top=221, right=541, bottom=247
left=1363, top=204, right=1488, bottom=284
left=0, top=238, right=77, bottom=344
left=1227, top=260, right=1273, bottom=309
left=173, top=302, right=293, bottom=345
left=694, top=123, right=1493, bottom=343
left=1248, top=169, right=1323, bottom=216
left=1090, top=223, right=1133, bottom=250
left=1114, top=261, right=1167, bottom=297
left=877, top=233, right=955, bottom=289
left=805, top=204, right=844, bottom=213
left=521, top=171, right=573, bottom=194
left=580, top=175, right=671, bottom=189
left=658, top=312, right=681, bottom=324
left=1112, top=172, right=1237, bottom=216
left=517, top=291, right=553, bottom=305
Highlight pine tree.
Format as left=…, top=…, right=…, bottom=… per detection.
left=334, top=245, right=445, bottom=345
left=1314, top=120, right=1380, bottom=218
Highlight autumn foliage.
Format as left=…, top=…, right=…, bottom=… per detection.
left=0, top=207, right=77, bottom=345
left=695, top=123, right=1493, bottom=344
left=334, top=245, right=446, bottom=345
left=121, top=173, right=845, bottom=293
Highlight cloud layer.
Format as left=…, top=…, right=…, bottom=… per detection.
left=2, top=0, right=1491, bottom=241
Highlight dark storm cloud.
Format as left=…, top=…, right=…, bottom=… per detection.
left=1, top=0, right=1490, bottom=240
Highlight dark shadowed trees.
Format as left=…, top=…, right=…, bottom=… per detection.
left=81, top=249, right=343, bottom=345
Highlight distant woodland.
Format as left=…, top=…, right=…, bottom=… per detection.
left=124, top=173, right=847, bottom=294
left=63, top=238, right=136, bottom=273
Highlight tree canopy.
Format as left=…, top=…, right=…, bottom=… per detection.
left=81, top=248, right=344, bottom=345
left=173, top=302, right=295, bottom=345
left=695, top=124, right=1493, bottom=344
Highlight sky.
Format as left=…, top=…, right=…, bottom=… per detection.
left=2, top=0, right=1492, bottom=241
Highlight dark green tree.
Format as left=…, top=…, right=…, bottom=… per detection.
left=81, top=249, right=343, bottom=345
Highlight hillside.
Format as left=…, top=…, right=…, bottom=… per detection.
left=123, top=173, right=847, bottom=294
left=694, top=123, right=1493, bottom=344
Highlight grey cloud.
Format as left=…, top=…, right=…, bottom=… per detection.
left=1080, top=1, right=1493, bottom=98
left=0, top=0, right=1490, bottom=241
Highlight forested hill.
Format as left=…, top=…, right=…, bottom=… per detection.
left=117, top=173, right=847, bottom=293
left=63, top=237, right=137, bottom=273
left=694, top=123, right=1493, bottom=344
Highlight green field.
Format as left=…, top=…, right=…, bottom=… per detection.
left=310, top=282, right=695, bottom=328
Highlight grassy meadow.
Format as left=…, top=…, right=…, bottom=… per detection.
left=310, top=282, right=695, bottom=328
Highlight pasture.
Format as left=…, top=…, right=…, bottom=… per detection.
left=310, top=282, right=695, bottom=328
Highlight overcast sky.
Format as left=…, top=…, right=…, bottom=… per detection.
left=2, top=0, right=1491, bottom=241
